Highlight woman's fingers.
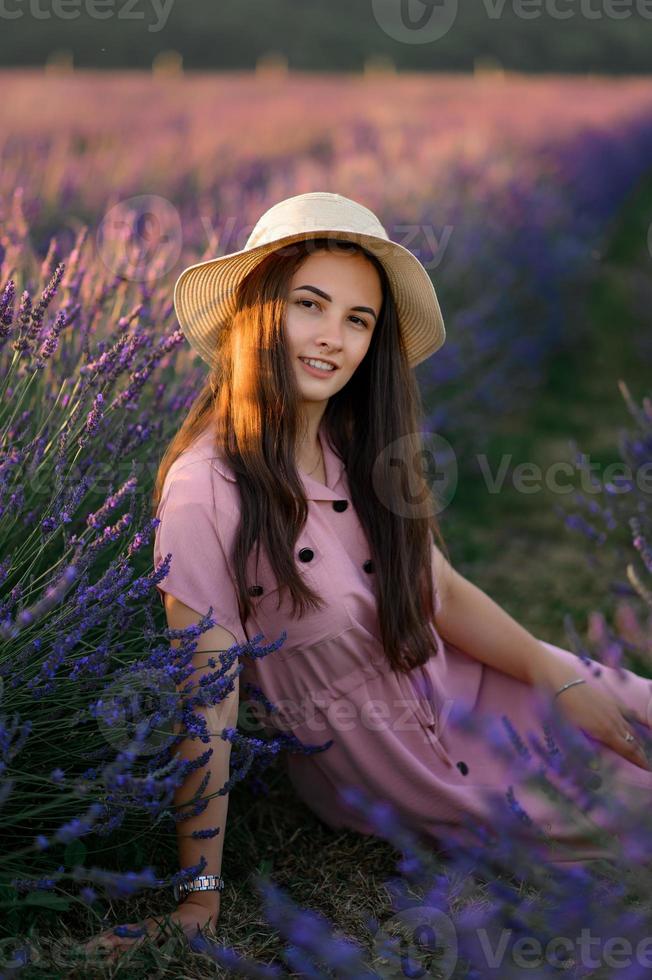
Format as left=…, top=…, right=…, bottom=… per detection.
left=81, top=929, right=115, bottom=954
left=612, top=704, right=652, bottom=766
left=81, top=910, right=209, bottom=963
left=614, top=703, right=647, bottom=729
left=602, top=717, right=651, bottom=771
left=81, top=921, right=154, bottom=961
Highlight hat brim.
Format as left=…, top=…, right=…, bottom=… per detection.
left=173, top=228, right=445, bottom=369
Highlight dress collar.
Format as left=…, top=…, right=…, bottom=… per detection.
left=300, top=419, right=347, bottom=501
left=207, top=419, right=347, bottom=502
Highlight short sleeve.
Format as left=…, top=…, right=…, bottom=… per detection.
left=153, top=459, right=246, bottom=645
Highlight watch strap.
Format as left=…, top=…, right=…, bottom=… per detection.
left=174, top=873, right=225, bottom=902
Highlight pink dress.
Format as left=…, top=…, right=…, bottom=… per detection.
left=153, top=420, right=652, bottom=868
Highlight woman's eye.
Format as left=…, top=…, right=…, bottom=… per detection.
left=297, top=299, right=366, bottom=328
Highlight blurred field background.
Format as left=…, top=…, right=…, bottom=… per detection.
left=3, top=0, right=652, bottom=73
left=3, top=67, right=652, bottom=634
left=3, top=11, right=652, bottom=975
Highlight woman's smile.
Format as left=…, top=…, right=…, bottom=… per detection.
left=298, top=356, right=339, bottom=378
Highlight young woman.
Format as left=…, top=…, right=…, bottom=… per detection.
left=86, top=191, right=652, bottom=959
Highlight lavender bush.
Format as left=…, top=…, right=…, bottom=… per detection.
left=0, top=256, right=331, bottom=967
left=557, top=380, right=652, bottom=687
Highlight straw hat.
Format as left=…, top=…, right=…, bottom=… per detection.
left=173, top=191, right=446, bottom=369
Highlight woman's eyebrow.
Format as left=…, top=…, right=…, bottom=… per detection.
left=291, top=284, right=377, bottom=321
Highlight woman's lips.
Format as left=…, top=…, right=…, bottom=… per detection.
left=298, top=357, right=338, bottom=378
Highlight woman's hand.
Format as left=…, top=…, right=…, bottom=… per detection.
left=80, top=895, right=219, bottom=963
left=550, top=679, right=651, bottom=772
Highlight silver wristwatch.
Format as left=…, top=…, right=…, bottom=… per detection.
left=173, top=873, right=225, bottom=903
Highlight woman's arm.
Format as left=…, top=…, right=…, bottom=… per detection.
left=433, top=545, right=652, bottom=771
left=79, top=601, right=239, bottom=957
left=165, top=593, right=240, bottom=925
left=432, top=544, right=582, bottom=694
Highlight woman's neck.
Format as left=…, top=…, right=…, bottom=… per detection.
left=296, top=415, right=326, bottom=483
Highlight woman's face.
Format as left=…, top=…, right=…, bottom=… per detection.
left=284, top=248, right=383, bottom=403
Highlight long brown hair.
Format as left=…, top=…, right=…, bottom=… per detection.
left=152, top=237, right=450, bottom=673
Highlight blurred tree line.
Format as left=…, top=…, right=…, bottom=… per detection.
left=1, top=0, right=651, bottom=73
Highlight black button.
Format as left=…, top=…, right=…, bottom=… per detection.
left=298, top=548, right=314, bottom=563
left=333, top=500, right=348, bottom=512
left=363, top=559, right=374, bottom=573
left=248, top=585, right=264, bottom=597
left=456, top=761, right=469, bottom=776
